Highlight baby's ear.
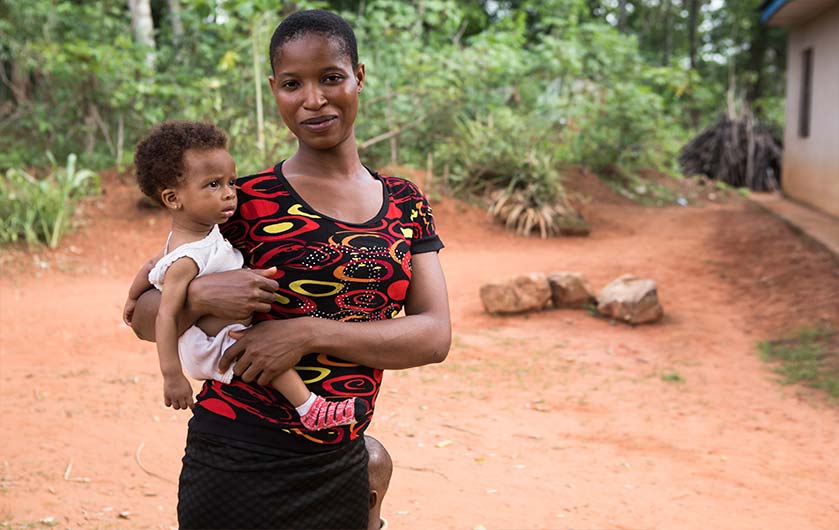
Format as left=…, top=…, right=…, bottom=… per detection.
left=160, top=188, right=181, bottom=211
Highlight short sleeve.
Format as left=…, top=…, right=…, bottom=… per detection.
left=406, top=183, right=444, bottom=254
left=148, top=248, right=204, bottom=290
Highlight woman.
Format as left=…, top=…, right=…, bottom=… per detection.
left=131, top=9, right=451, bottom=529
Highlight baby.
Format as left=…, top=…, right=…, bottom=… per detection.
left=124, top=120, right=363, bottom=430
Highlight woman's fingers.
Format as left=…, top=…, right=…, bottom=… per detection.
left=239, top=362, right=264, bottom=383
left=256, top=368, right=278, bottom=387
left=254, top=302, right=273, bottom=314
left=219, top=337, right=245, bottom=372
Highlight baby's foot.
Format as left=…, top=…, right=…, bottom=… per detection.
left=299, top=395, right=363, bottom=431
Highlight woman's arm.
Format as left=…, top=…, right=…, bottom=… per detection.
left=156, top=258, right=199, bottom=410
left=219, top=252, right=451, bottom=385
left=130, top=267, right=279, bottom=341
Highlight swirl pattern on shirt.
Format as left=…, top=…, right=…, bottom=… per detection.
left=192, top=164, right=443, bottom=449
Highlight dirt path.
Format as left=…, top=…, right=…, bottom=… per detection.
left=1, top=172, right=837, bottom=529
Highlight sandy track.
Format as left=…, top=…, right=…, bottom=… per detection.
left=1, top=171, right=837, bottom=529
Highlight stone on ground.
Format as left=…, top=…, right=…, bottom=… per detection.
left=547, top=272, right=597, bottom=309
left=480, top=273, right=552, bottom=314
left=597, top=274, right=663, bottom=324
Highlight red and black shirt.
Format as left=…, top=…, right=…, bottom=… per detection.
left=190, top=162, right=443, bottom=451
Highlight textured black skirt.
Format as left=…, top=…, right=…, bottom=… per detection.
left=177, top=430, right=369, bottom=530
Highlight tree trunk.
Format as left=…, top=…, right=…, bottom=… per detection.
left=618, top=0, right=628, bottom=32
left=167, top=0, right=184, bottom=45
left=746, top=22, right=769, bottom=104
left=662, top=0, right=674, bottom=65
left=9, top=59, right=31, bottom=104
left=688, top=0, right=701, bottom=69
left=127, top=0, right=156, bottom=69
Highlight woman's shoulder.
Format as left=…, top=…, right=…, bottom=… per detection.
left=376, top=172, right=427, bottom=200
left=234, top=166, right=292, bottom=201
left=237, top=166, right=279, bottom=185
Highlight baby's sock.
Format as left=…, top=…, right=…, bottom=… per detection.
left=299, top=395, right=364, bottom=431
left=295, top=392, right=317, bottom=416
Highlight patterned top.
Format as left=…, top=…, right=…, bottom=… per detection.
left=189, top=162, right=443, bottom=451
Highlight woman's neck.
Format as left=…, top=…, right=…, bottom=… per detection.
left=286, top=135, right=366, bottom=181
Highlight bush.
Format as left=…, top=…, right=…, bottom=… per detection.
left=0, top=154, right=99, bottom=248
left=440, top=108, right=578, bottom=237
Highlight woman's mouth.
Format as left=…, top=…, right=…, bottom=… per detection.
left=301, top=115, right=337, bottom=132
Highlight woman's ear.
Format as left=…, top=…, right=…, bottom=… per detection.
left=161, top=188, right=181, bottom=211
left=355, top=63, right=365, bottom=93
left=368, top=488, right=378, bottom=510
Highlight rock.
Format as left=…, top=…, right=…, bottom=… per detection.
left=547, top=272, right=597, bottom=309
left=597, top=275, right=663, bottom=324
left=480, top=273, right=552, bottom=314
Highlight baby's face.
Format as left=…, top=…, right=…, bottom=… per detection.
left=177, top=148, right=238, bottom=225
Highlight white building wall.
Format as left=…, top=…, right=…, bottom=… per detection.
left=782, top=1, right=839, bottom=218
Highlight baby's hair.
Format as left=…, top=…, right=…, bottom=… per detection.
left=134, top=121, right=228, bottom=205
left=269, top=9, right=358, bottom=73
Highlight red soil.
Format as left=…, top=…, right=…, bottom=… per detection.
left=1, top=168, right=837, bottom=529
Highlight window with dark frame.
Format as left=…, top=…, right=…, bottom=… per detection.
left=799, top=47, right=813, bottom=138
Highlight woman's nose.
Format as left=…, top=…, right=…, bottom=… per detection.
left=302, top=84, right=326, bottom=110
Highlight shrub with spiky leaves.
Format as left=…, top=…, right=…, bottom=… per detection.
left=0, top=154, right=99, bottom=248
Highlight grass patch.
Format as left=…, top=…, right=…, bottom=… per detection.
left=661, top=370, right=685, bottom=383
left=757, top=327, right=839, bottom=400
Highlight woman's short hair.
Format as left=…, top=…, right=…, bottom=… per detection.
left=134, top=121, right=227, bottom=205
left=269, top=9, right=358, bottom=72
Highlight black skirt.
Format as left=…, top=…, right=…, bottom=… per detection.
left=177, top=430, right=369, bottom=530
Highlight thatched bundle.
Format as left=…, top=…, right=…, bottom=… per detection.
left=679, top=109, right=782, bottom=191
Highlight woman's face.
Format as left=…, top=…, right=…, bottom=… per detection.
left=268, top=34, right=364, bottom=152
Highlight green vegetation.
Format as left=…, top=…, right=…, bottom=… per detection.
left=661, top=370, right=685, bottom=383
left=1, top=0, right=787, bottom=242
left=0, top=154, right=98, bottom=248
left=758, top=327, right=839, bottom=400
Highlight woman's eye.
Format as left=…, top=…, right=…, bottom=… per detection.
left=324, top=74, right=343, bottom=83
left=283, top=80, right=299, bottom=89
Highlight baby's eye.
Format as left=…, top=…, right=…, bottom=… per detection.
left=208, top=180, right=219, bottom=189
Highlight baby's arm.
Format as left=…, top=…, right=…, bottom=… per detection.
left=123, top=249, right=164, bottom=326
left=156, top=257, right=200, bottom=410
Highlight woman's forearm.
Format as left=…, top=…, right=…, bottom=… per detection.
left=131, top=288, right=202, bottom=342
left=310, top=312, right=451, bottom=370
left=130, top=267, right=279, bottom=342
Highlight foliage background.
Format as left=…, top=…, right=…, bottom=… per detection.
left=1, top=0, right=786, bottom=210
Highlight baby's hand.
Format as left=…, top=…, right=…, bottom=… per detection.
left=123, top=298, right=137, bottom=326
left=163, top=374, right=195, bottom=410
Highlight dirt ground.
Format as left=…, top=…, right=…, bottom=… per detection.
left=1, top=168, right=838, bottom=530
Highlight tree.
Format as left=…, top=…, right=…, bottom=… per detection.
left=128, top=0, right=156, bottom=69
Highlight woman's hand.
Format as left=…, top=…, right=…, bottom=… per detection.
left=131, top=267, right=278, bottom=342
left=188, top=267, right=279, bottom=320
left=219, top=318, right=314, bottom=386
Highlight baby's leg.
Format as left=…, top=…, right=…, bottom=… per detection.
left=271, top=371, right=366, bottom=431
left=271, top=371, right=313, bottom=407
left=195, top=314, right=250, bottom=338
